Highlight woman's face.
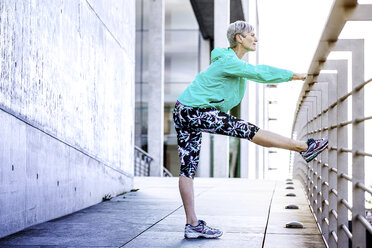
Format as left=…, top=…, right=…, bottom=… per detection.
left=239, top=32, right=258, bottom=51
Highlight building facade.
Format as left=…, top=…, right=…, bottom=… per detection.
left=135, top=0, right=271, bottom=179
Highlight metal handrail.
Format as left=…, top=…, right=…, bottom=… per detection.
left=163, top=167, right=173, bottom=177
left=134, top=146, right=173, bottom=177
left=291, top=1, right=372, bottom=247
left=134, top=146, right=153, bottom=176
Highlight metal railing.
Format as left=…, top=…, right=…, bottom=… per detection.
left=163, top=167, right=173, bottom=177
left=291, top=0, right=372, bottom=247
left=134, top=146, right=173, bottom=177
left=134, top=146, right=153, bottom=176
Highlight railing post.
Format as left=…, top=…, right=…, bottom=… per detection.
left=324, top=64, right=338, bottom=248
left=293, top=108, right=309, bottom=183
left=310, top=85, right=327, bottom=231
left=301, top=103, right=313, bottom=199
left=324, top=60, right=349, bottom=248
left=317, top=74, right=335, bottom=243
left=333, top=39, right=366, bottom=248
left=337, top=61, right=348, bottom=248
left=350, top=39, right=366, bottom=248
left=306, top=91, right=322, bottom=223
left=308, top=99, right=316, bottom=208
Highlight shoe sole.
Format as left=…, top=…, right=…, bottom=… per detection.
left=184, top=232, right=223, bottom=239
left=305, top=143, right=328, bottom=162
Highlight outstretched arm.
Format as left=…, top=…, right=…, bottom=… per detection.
left=221, top=56, right=295, bottom=84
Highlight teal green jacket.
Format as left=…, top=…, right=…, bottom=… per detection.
left=177, top=47, right=293, bottom=113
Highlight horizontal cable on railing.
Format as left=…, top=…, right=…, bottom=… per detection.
left=329, top=124, right=338, bottom=130
left=323, top=181, right=329, bottom=187
left=331, top=231, right=338, bottom=243
left=340, top=148, right=352, bottom=153
left=312, top=78, right=372, bottom=122
left=355, top=150, right=372, bottom=157
left=330, top=209, right=338, bottom=219
left=354, top=77, right=372, bottom=92
left=330, top=147, right=337, bottom=151
left=356, top=115, right=372, bottom=123
left=338, top=90, right=352, bottom=104
left=356, top=182, right=372, bottom=195
left=330, top=188, right=338, bottom=196
left=323, top=163, right=329, bottom=168
left=340, top=120, right=352, bottom=127
left=302, top=78, right=372, bottom=133
left=308, top=116, right=372, bottom=135
left=329, top=101, right=337, bottom=110
left=340, top=173, right=352, bottom=182
left=330, top=167, right=338, bottom=173
left=341, top=224, right=353, bottom=240
left=323, top=217, right=329, bottom=225
left=307, top=129, right=325, bottom=135
left=340, top=199, right=352, bottom=211
left=357, top=215, right=372, bottom=234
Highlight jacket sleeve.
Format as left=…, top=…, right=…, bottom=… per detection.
left=221, top=56, right=294, bottom=83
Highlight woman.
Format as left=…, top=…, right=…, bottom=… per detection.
left=173, top=21, right=328, bottom=239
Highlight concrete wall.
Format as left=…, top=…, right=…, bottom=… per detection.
left=0, top=0, right=135, bottom=238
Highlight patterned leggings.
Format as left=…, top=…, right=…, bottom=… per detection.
left=173, top=101, right=260, bottom=179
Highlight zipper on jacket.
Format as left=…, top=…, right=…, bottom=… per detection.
left=209, top=99, right=224, bottom=104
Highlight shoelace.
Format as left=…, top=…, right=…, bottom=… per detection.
left=204, top=225, right=219, bottom=232
left=307, top=138, right=315, bottom=146
left=202, top=224, right=219, bottom=233
left=198, top=220, right=220, bottom=231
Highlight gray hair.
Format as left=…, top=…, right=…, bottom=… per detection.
left=226, top=21, right=254, bottom=47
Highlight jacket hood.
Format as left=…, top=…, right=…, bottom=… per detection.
left=211, top=47, right=234, bottom=62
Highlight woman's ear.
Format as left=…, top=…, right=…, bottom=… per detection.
left=235, top=34, right=242, bottom=44
left=235, top=34, right=241, bottom=43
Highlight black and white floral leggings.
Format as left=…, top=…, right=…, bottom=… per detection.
left=173, top=101, right=260, bottom=179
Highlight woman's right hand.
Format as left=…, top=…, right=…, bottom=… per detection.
left=291, top=73, right=306, bottom=81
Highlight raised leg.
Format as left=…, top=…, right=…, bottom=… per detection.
left=252, top=129, right=307, bottom=152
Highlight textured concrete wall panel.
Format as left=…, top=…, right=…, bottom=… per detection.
left=0, top=109, right=133, bottom=237
left=0, top=0, right=134, bottom=173
left=0, top=0, right=135, bottom=237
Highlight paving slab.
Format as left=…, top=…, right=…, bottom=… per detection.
left=263, top=180, right=325, bottom=247
left=0, top=177, right=325, bottom=247
left=124, top=231, right=264, bottom=248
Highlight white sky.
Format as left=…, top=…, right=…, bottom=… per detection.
left=257, top=0, right=333, bottom=179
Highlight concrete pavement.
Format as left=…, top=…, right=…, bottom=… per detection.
left=0, top=177, right=325, bottom=247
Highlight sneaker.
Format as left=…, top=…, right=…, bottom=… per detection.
left=300, top=137, right=328, bottom=163
left=184, top=220, right=223, bottom=239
